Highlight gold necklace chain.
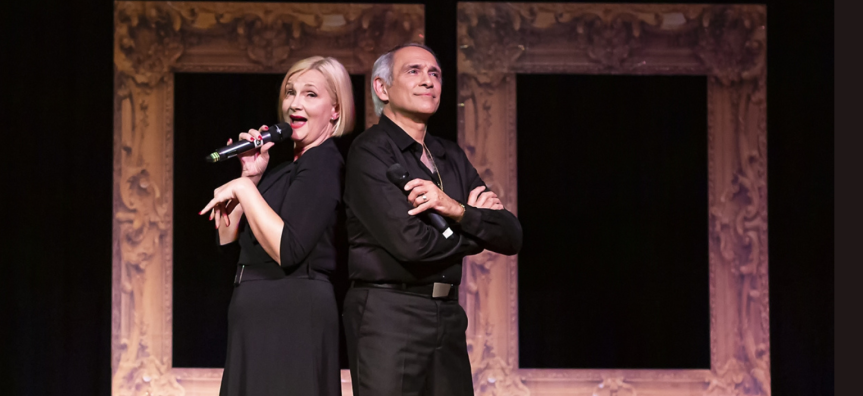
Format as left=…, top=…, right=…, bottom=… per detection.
left=422, top=142, right=444, bottom=193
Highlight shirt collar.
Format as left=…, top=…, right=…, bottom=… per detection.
left=380, top=114, right=446, bottom=159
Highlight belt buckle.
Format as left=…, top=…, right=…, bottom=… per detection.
left=432, top=282, right=452, bottom=298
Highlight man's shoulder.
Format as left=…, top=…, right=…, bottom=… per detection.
left=348, top=123, right=394, bottom=154
left=432, top=136, right=463, bottom=151
left=427, top=134, right=468, bottom=159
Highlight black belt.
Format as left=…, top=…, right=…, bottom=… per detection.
left=234, top=263, right=328, bottom=286
left=351, top=280, right=459, bottom=300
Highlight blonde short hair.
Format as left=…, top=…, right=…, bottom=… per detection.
left=278, top=56, right=355, bottom=137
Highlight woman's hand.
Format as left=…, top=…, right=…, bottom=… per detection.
left=236, top=125, right=276, bottom=185
left=199, top=177, right=255, bottom=229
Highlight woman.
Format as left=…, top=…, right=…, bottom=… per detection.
left=199, top=56, right=355, bottom=396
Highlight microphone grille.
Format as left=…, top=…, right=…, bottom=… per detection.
left=270, top=123, right=292, bottom=142
left=386, top=163, right=410, bottom=188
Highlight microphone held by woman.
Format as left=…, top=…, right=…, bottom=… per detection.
left=204, top=122, right=292, bottom=163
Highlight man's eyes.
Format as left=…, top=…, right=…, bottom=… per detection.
left=407, top=69, right=440, bottom=77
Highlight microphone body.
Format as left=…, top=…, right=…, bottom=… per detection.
left=386, top=163, right=454, bottom=239
left=205, top=123, right=292, bottom=163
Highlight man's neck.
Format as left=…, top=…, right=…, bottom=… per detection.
left=383, top=108, right=428, bottom=144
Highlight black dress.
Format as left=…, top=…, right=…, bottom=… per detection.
left=219, top=139, right=343, bottom=396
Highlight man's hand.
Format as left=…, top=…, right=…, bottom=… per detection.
left=467, top=186, right=504, bottom=210
left=404, top=179, right=464, bottom=219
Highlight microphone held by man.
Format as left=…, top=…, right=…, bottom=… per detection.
left=386, top=163, right=454, bottom=238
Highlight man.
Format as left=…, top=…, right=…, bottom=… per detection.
left=343, top=43, right=522, bottom=396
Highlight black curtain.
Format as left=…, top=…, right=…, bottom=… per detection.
left=517, top=75, right=710, bottom=369
left=4, top=0, right=832, bottom=395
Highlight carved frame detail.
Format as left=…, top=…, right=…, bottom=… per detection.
left=111, top=2, right=423, bottom=395
left=457, top=3, right=768, bottom=396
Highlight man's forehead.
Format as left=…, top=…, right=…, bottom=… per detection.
left=394, top=46, right=440, bottom=68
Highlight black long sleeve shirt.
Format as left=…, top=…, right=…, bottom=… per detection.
left=344, top=115, right=522, bottom=285
left=224, top=139, right=343, bottom=277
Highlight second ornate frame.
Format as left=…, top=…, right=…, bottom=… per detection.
left=457, top=3, right=770, bottom=396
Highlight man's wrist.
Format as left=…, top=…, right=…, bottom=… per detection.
left=452, top=201, right=466, bottom=222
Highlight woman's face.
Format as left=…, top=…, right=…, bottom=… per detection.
left=282, top=69, right=337, bottom=145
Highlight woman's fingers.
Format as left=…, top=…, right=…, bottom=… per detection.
left=200, top=196, right=223, bottom=216
left=260, top=142, right=275, bottom=154
left=221, top=203, right=230, bottom=227
left=240, top=124, right=267, bottom=142
left=200, top=200, right=214, bottom=215
left=213, top=205, right=222, bottom=229
left=201, top=199, right=237, bottom=229
left=200, top=180, right=243, bottom=226
left=213, top=202, right=229, bottom=227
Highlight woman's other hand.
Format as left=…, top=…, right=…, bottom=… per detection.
left=200, top=177, right=255, bottom=229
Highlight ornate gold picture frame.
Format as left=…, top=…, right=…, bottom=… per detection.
left=111, top=2, right=423, bottom=395
left=457, top=3, right=768, bottom=396
left=113, top=2, right=768, bottom=395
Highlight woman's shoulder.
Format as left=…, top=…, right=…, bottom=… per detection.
left=297, top=139, right=343, bottom=172
left=265, top=159, right=295, bottom=175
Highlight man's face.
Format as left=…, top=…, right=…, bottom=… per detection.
left=384, top=46, right=442, bottom=119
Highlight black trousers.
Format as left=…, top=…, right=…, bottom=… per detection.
left=343, top=287, right=474, bottom=396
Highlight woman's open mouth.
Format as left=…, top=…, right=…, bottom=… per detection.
left=289, top=115, right=307, bottom=129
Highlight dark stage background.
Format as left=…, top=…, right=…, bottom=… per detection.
left=5, top=0, right=833, bottom=395
left=517, top=75, right=710, bottom=369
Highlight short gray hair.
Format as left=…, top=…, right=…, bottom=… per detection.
left=370, top=43, right=441, bottom=116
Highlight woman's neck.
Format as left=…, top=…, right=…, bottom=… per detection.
left=293, top=128, right=332, bottom=161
